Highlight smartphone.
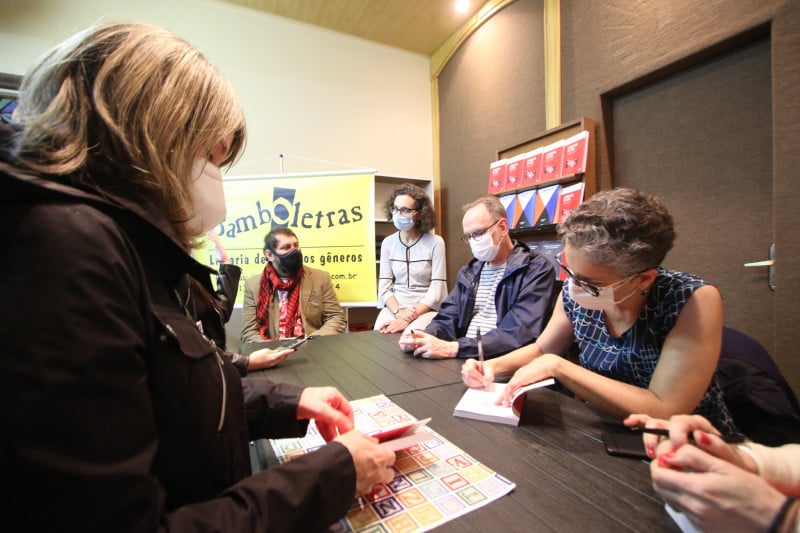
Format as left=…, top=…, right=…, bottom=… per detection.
left=600, top=431, right=649, bottom=460
left=279, top=336, right=309, bottom=350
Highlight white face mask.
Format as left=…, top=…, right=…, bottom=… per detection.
left=189, top=158, right=226, bottom=235
left=393, top=214, right=415, bottom=232
left=568, top=275, right=638, bottom=311
left=469, top=228, right=500, bottom=262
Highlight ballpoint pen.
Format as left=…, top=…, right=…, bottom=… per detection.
left=640, top=427, right=747, bottom=443
left=477, top=328, right=484, bottom=373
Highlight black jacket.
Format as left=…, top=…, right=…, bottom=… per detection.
left=0, top=150, right=355, bottom=531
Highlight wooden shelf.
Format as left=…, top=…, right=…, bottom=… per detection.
left=509, top=224, right=558, bottom=236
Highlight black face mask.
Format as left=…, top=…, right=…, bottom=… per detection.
left=273, top=248, right=303, bottom=276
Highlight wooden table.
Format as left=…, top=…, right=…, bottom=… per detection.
left=244, top=330, right=464, bottom=399
left=247, top=331, right=678, bottom=532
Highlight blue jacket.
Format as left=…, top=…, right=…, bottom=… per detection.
left=425, top=241, right=557, bottom=358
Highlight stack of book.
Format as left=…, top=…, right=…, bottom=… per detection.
left=487, top=130, right=589, bottom=195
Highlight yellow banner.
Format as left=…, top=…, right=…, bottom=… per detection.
left=196, top=171, right=376, bottom=305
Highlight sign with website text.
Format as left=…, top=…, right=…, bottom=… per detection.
left=197, top=170, right=377, bottom=305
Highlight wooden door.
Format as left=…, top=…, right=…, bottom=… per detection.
left=611, top=38, right=774, bottom=354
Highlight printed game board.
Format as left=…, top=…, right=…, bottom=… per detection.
left=268, top=394, right=516, bottom=532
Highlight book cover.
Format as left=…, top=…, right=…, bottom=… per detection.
left=525, top=241, right=542, bottom=254
left=522, top=148, right=544, bottom=185
left=453, top=379, right=556, bottom=426
left=514, top=189, right=536, bottom=229
left=533, top=183, right=560, bottom=226
left=504, top=153, right=525, bottom=191
left=539, top=240, right=566, bottom=281
left=488, top=159, right=508, bottom=194
left=370, top=417, right=435, bottom=452
left=561, top=131, right=589, bottom=176
left=498, top=193, right=518, bottom=228
left=540, top=140, right=565, bottom=182
left=555, top=182, right=585, bottom=223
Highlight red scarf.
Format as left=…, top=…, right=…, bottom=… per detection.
left=256, top=264, right=304, bottom=340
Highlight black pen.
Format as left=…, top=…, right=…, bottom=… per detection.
left=640, top=427, right=747, bottom=444
left=476, top=328, right=484, bottom=373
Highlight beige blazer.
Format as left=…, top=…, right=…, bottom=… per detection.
left=240, top=266, right=347, bottom=343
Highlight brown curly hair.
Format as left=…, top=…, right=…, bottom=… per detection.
left=384, top=183, right=436, bottom=233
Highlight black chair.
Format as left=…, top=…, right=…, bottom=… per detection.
left=717, top=327, right=800, bottom=446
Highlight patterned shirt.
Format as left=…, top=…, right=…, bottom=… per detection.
left=563, top=267, right=736, bottom=433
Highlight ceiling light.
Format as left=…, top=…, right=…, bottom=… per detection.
left=456, top=0, right=470, bottom=13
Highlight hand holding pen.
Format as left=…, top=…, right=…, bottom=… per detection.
left=460, top=330, right=495, bottom=389
left=624, top=413, right=751, bottom=467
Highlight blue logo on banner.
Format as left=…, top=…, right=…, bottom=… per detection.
left=271, top=187, right=296, bottom=228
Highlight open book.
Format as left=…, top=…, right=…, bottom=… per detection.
left=453, top=379, right=555, bottom=426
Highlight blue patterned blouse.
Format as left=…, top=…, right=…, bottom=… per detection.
left=563, top=267, right=736, bottom=433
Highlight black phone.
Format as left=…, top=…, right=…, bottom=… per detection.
left=600, top=431, right=649, bottom=460
left=279, top=336, right=309, bottom=350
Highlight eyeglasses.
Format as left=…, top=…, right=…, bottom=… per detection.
left=555, top=252, right=600, bottom=297
left=461, top=219, right=501, bottom=244
left=391, top=206, right=417, bottom=216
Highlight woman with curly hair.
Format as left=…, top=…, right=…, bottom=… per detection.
left=375, top=183, right=447, bottom=333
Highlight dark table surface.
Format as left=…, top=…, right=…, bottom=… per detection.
left=244, top=330, right=464, bottom=399
left=247, top=331, right=679, bottom=532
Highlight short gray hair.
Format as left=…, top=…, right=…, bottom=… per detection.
left=462, top=196, right=506, bottom=220
left=557, top=188, right=675, bottom=275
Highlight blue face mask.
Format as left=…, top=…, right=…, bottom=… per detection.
left=393, top=214, right=415, bottom=232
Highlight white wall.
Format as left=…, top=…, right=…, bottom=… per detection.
left=0, top=0, right=433, bottom=178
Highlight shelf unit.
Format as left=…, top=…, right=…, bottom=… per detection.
left=496, top=116, right=597, bottom=240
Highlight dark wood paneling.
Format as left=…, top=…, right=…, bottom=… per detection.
left=438, top=0, right=546, bottom=286
left=438, top=0, right=800, bottom=393
left=611, top=37, right=774, bottom=351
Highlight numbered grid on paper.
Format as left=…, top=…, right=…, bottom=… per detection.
left=269, top=394, right=516, bottom=533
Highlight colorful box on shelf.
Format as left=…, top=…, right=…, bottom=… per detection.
left=488, top=158, right=509, bottom=194
left=555, top=182, right=585, bottom=224
left=514, top=189, right=536, bottom=229
left=540, top=139, right=565, bottom=182
left=561, top=131, right=589, bottom=176
left=522, top=147, right=544, bottom=186
left=504, top=153, right=526, bottom=191
left=533, top=183, right=560, bottom=226
left=498, top=193, right=517, bottom=227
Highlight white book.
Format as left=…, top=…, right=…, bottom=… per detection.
left=453, top=379, right=556, bottom=426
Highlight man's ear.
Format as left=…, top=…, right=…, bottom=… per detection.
left=263, top=249, right=273, bottom=262
left=499, top=218, right=509, bottom=236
